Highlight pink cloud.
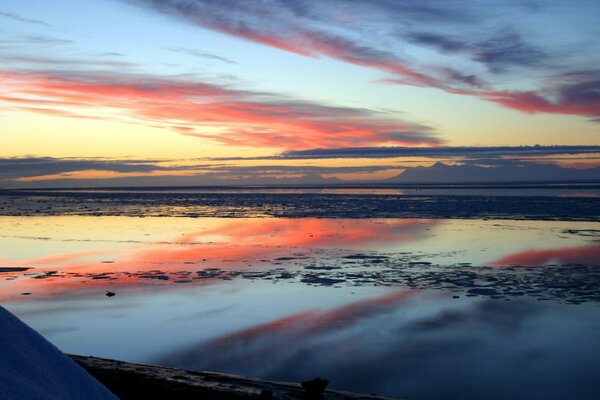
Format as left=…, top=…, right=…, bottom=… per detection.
left=1, top=71, right=441, bottom=150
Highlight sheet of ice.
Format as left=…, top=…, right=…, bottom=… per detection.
left=0, top=306, right=116, bottom=400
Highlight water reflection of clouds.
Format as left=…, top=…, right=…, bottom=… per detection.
left=159, top=291, right=600, bottom=400
left=159, top=290, right=416, bottom=377
left=490, top=244, right=600, bottom=266
left=1, top=219, right=437, bottom=301
left=133, top=219, right=435, bottom=264
left=3, top=216, right=600, bottom=399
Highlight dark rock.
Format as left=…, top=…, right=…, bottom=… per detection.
left=140, top=275, right=169, bottom=280
left=105, top=291, right=116, bottom=297
left=301, top=378, right=329, bottom=396
left=301, top=277, right=345, bottom=286
left=0, top=267, right=30, bottom=273
left=304, top=265, right=341, bottom=271
left=467, top=288, right=501, bottom=296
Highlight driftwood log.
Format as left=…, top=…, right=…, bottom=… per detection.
left=70, top=355, right=397, bottom=400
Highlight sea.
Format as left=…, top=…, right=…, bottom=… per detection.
left=1, top=185, right=599, bottom=399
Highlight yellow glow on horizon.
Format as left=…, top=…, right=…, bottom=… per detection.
left=322, top=169, right=404, bottom=181
left=0, top=110, right=277, bottom=159
left=15, top=169, right=208, bottom=182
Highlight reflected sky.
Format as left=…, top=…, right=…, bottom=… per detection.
left=159, top=289, right=600, bottom=400
left=1, top=216, right=600, bottom=399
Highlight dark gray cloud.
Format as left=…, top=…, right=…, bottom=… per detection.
left=21, top=35, right=73, bottom=45
left=164, top=47, right=237, bottom=64
left=0, top=35, right=73, bottom=49
left=0, top=11, right=48, bottom=26
left=0, top=157, right=171, bottom=180
left=279, top=145, right=600, bottom=160
left=474, top=31, right=545, bottom=72
left=2, top=149, right=599, bottom=188
left=123, top=0, right=600, bottom=118
left=408, top=31, right=545, bottom=72
left=408, top=32, right=468, bottom=53
left=0, top=156, right=397, bottom=184
left=0, top=54, right=139, bottom=70
left=215, top=165, right=393, bottom=174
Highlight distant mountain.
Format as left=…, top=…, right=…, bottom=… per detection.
left=4, top=161, right=600, bottom=189
left=233, top=174, right=345, bottom=186
left=387, top=161, right=600, bottom=184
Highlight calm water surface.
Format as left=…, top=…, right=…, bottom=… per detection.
left=1, top=216, right=600, bottom=399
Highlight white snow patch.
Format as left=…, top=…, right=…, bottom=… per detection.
left=0, top=306, right=117, bottom=400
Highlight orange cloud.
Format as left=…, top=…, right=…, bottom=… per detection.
left=15, top=169, right=199, bottom=182
left=1, top=71, right=441, bottom=150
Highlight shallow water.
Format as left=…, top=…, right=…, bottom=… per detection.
left=1, top=216, right=600, bottom=399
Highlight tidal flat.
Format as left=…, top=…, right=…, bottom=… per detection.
left=1, top=186, right=600, bottom=220
left=1, top=210, right=599, bottom=399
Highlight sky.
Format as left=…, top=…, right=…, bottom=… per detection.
left=1, top=0, right=599, bottom=187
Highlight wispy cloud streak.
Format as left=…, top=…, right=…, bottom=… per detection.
left=124, top=0, right=600, bottom=119
left=164, top=47, right=237, bottom=64
left=0, top=11, right=48, bottom=26
left=271, top=145, right=600, bottom=160
left=1, top=70, right=441, bottom=149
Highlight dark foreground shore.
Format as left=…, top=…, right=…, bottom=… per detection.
left=70, top=355, right=396, bottom=400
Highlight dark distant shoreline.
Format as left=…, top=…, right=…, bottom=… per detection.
left=1, top=187, right=599, bottom=220
left=3, top=181, right=600, bottom=191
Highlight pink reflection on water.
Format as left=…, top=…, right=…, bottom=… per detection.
left=490, top=244, right=600, bottom=266
left=220, top=290, right=413, bottom=344
left=17, top=250, right=116, bottom=266
left=160, top=289, right=414, bottom=367
left=1, top=219, right=437, bottom=301
left=138, top=219, right=434, bottom=265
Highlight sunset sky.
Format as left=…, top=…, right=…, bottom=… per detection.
left=1, top=0, right=599, bottom=186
